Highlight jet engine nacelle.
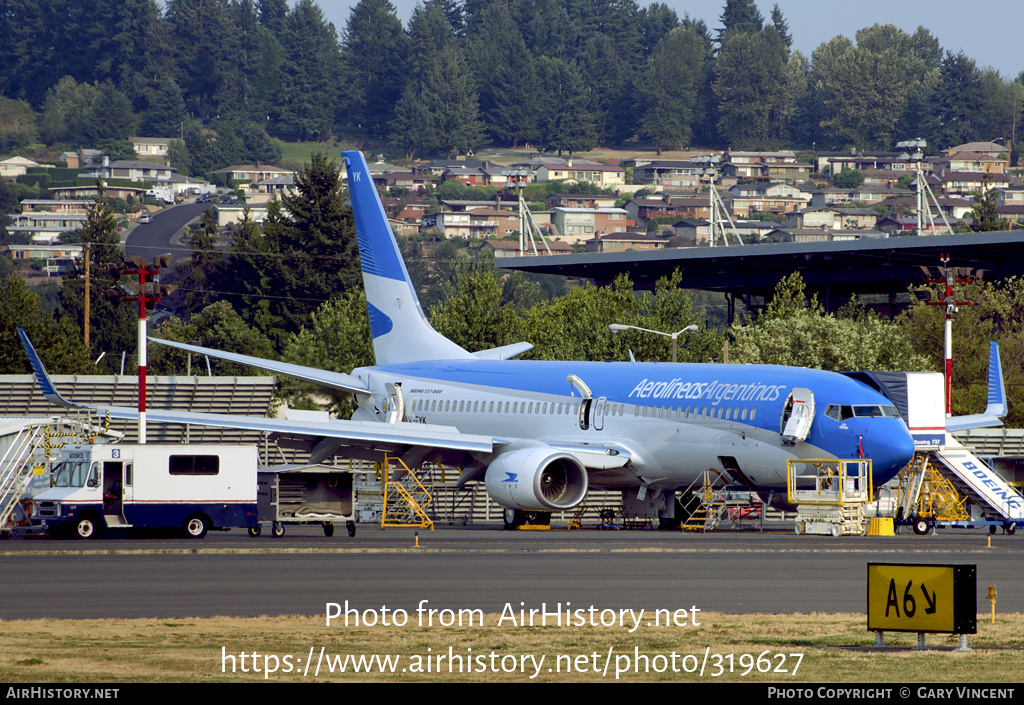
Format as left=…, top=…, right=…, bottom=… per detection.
left=484, top=448, right=588, bottom=511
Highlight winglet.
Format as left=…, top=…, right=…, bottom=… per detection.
left=985, top=341, right=1007, bottom=418
left=17, top=327, right=76, bottom=408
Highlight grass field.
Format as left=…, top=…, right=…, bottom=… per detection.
left=3, top=612, right=1021, bottom=683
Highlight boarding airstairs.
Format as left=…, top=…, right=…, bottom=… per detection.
left=0, top=423, right=47, bottom=535
left=1, top=414, right=116, bottom=535
left=379, top=455, right=435, bottom=529
left=681, top=469, right=729, bottom=532
left=931, top=436, right=1024, bottom=531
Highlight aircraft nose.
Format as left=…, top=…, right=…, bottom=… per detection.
left=867, top=424, right=916, bottom=486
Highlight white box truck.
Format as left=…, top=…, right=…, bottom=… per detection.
left=31, top=444, right=258, bottom=539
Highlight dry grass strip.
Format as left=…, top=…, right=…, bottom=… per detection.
left=2, top=612, right=1022, bottom=683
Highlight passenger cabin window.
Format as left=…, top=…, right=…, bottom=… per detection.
left=169, top=455, right=220, bottom=476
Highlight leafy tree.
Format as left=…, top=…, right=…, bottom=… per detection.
left=148, top=300, right=275, bottom=376
left=731, top=273, right=929, bottom=371
left=0, top=276, right=90, bottom=374
left=832, top=168, right=866, bottom=189
left=284, top=290, right=374, bottom=374
left=428, top=256, right=521, bottom=353
left=0, top=97, right=39, bottom=151
left=899, top=276, right=1024, bottom=426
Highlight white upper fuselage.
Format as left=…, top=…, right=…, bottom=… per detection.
left=351, top=358, right=915, bottom=492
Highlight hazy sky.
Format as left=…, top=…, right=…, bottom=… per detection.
left=322, top=0, right=1022, bottom=79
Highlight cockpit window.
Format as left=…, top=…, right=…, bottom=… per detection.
left=825, top=404, right=899, bottom=421
left=827, top=401, right=901, bottom=418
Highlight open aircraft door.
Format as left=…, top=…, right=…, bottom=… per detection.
left=384, top=381, right=404, bottom=424
left=781, top=387, right=814, bottom=443
left=566, top=374, right=594, bottom=430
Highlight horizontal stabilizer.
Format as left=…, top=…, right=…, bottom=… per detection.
left=149, top=338, right=371, bottom=396
left=471, top=342, right=534, bottom=360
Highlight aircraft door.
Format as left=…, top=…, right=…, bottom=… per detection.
left=593, top=396, right=608, bottom=431
left=384, top=382, right=404, bottom=423
left=780, top=387, right=815, bottom=443
left=566, top=374, right=593, bottom=431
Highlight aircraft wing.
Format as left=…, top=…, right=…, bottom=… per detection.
left=17, top=328, right=496, bottom=460
left=148, top=338, right=371, bottom=397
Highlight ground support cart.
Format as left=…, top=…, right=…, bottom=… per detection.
left=255, top=465, right=357, bottom=538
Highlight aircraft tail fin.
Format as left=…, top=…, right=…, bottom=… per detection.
left=342, top=150, right=472, bottom=365
left=946, top=341, right=1008, bottom=431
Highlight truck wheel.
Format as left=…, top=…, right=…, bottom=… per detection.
left=74, top=514, right=100, bottom=540
left=1006, top=525, right=1017, bottom=536
left=346, top=521, right=356, bottom=537
left=913, top=518, right=930, bottom=535
left=831, top=524, right=841, bottom=537
left=183, top=514, right=210, bottom=539
left=323, top=523, right=335, bottom=537
left=989, top=525, right=998, bottom=535
left=248, top=525, right=262, bottom=537
left=272, top=522, right=285, bottom=538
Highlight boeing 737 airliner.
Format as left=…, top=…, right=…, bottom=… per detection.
left=21, top=150, right=924, bottom=528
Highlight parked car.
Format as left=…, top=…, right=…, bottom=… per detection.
left=139, top=213, right=152, bottom=224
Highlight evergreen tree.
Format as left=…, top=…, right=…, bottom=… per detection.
left=929, top=51, right=985, bottom=148
left=769, top=3, right=791, bottom=49
left=634, top=26, right=706, bottom=152
left=717, top=0, right=764, bottom=41
left=260, top=153, right=359, bottom=343
left=58, top=186, right=136, bottom=372
left=637, top=2, right=680, bottom=57
left=970, top=174, right=1002, bottom=232
left=421, top=45, right=486, bottom=156
left=272, top=0, right=340, bottom=141
left=165, top=0, right=235, bottom=119
left=536, top=57, right=597, bottom=156
left=488, top=38, right=541, bottom=148
left=340, top=0, right=408, bottom=136
left=713, top=29, right=785, bottom=145
left=257, top=0, right=289, bottom=38
left=141, top=77, right=186, bottom=137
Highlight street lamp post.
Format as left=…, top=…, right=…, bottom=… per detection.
left=608, top=323, right=698, bottom=363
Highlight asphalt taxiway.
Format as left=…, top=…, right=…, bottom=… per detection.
left=3, top=526, right=1021, bottom=620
